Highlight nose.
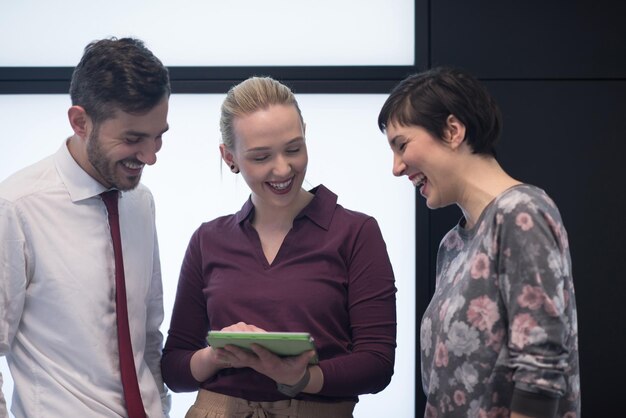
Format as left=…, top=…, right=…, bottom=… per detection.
left=273, top=154, right=292, bottom=177
left=392, top=153, right=405, bottom=177
left=137, top=138, right=162, bottom=166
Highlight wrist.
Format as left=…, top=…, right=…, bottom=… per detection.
left=276, top=368, right=311, bottom=398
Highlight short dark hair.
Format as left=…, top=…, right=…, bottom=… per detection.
left=69, top=37, right=171, bottom=125
left=378, top=67, right=502, bottom=157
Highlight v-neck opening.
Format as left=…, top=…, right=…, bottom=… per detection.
left=246, top=222, right=293, bottom=269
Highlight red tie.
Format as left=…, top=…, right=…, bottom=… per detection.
left=101, top=190, right=147, bottom=418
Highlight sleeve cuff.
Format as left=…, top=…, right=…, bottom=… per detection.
left=511, top=387, right=559, bottom=418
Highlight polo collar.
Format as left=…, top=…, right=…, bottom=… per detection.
left=234, top=184, right=337, bottom=231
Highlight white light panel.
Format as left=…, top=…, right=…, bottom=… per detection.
left=0, top=93, right=415, bottom=417
left=0, top=0, right=414, bottom=66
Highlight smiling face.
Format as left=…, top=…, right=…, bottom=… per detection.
left=223, top=104, right=308, bottom=210
left=82, top=97, right=169, bottom=190
left=386, top=121, right=459, bottom=210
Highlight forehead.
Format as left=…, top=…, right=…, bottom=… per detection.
left=232, top=104, right=303, bottom=149
left=386, top=121, right=433, bottom=147
left=97, top=98, right=169, bottom=134
left=385, top=120, right=410, bottom=142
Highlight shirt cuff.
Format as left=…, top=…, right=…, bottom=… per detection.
left=511, top=387, right=559, bottom=418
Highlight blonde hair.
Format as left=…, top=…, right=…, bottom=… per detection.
left=220, top=76, right=304, bottom=149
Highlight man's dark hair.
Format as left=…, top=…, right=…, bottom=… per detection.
left=378, top=67, right=502, bottom=157
left=69, top=37, right=170, bottom=125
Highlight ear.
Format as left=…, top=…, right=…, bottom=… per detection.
left=219, top=144, right=236, bottom=166
left=443, top=114, right=466, bottom=150
left=68, top=106, right=90, bottom=139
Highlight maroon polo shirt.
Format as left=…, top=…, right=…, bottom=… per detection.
left=162, top=185, right=397, bottom=402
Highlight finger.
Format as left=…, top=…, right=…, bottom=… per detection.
left=238, top=324, right=266, bottom=332
left=220, top=322, right=266, bottom=332
left=288, top=350, right=316, bottom=368
left=220, top=322, right=250, bottom=332
left=248, top=324, right=267, bottom=332
left=302, top=349, right=316, bottom=362
left=213, top=347, right=230, bottom=360
left=223, top=344, right=259, bottom=365
left=213, top=348, right=232, bottom=366
left=248, top=343, right=276, bottom=361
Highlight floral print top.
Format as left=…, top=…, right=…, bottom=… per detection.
left=421, top=185, right=580, bottom=417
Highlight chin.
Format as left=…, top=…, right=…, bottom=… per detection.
left=425, top=197, right=443, bottom=210
left=114, top=177, right=141, bottom=191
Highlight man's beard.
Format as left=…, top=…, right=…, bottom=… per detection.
left=86, top=128, right=141, bottom=191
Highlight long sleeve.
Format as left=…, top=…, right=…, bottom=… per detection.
left=496, top=198, right=577, bottom=399
left=0, top=372, right=6, bottom=418
left=144, top=224, right=171, bottom=416
left=161, top=229, right=209, bottom=392
left=0, top=199, right=28, bottom=418
left=317, top=217, right=397, bottom=396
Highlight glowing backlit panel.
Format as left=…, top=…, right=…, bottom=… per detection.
left=0, top=93, right=415, bottom=417
left=0, top=0, right=414, bottom=66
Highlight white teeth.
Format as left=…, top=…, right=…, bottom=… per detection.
left=268, top=179, right=292, bottom=190
left=412, top=174, right=426, bottom=187
left=123, top=161, right=143, bottom=169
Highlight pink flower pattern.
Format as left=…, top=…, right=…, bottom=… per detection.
left=422, top=185, right=579, bottom=417
left=542, top=294, right=559, bottom=317
left=470, top=253, right=490, bottom=279
left=486, top=406, right=510, bottom=418
left=511, top=313, right=539, bottom=349
left=467, top=296, right=500, bottom=331
left=443, top=230, right=464, bottom=251
left=434, top=340, right=449, bottom=367
left=453, top=390, right=467, bottom=406
left=517, top=285, right=546, bottom=310
left=515, top=212, right=534, bottom=231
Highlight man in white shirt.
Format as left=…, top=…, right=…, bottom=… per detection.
left=0, top=37, right=171, bottom=417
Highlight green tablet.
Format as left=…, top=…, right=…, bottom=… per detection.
left=206, top=331, right=318, bottom=364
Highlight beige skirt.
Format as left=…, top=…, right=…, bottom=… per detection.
left=186, top=389, right=356, bottom=418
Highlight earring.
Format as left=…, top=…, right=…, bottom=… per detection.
left=230, top=164, right=240, bottom=174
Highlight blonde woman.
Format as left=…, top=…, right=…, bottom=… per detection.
left=162, top=77, right=397, bottom=418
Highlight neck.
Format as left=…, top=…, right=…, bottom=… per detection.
left=455, top=155, right=521, bottom=229
left=67, top=135, right=86, bottom=166
left=251, top=188, right=314, bottom=231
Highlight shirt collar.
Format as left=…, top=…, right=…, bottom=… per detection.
left=235, top=197, right=255, bottom=224
left=54, top=139, right=109, bottom=202
left=234, top=184, right=337, bottom=231
left=298, top=185, right=337, bottom=230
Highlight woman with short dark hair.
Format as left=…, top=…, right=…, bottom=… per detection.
left=379, top=67, right=580, bottom=418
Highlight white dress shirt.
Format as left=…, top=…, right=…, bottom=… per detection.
left=0, top=141, right=170, bottom=417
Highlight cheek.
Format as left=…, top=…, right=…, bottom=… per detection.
left=403, top=148, right=422, bottom=167
left=239, top=164, right=265, bottom=183
left=296, top=152, right=308, bottom=171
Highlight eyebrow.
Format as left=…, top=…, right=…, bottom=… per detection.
left=124, top=125, right=170, bottom=138
left=244, top=136, right=304, bottom=153
left=389, top=135, right=402, bottom=148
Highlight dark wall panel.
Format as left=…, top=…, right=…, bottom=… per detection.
left=492, top=80, right=625, bottom=415
left=420, top=81, right=626, bottom=418
left=427, top=2, right=626, bottom=416
left=431, top=0, right=626, bottom=79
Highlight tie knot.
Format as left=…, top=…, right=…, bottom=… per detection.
left=100, top=189, right=120, bottom=212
